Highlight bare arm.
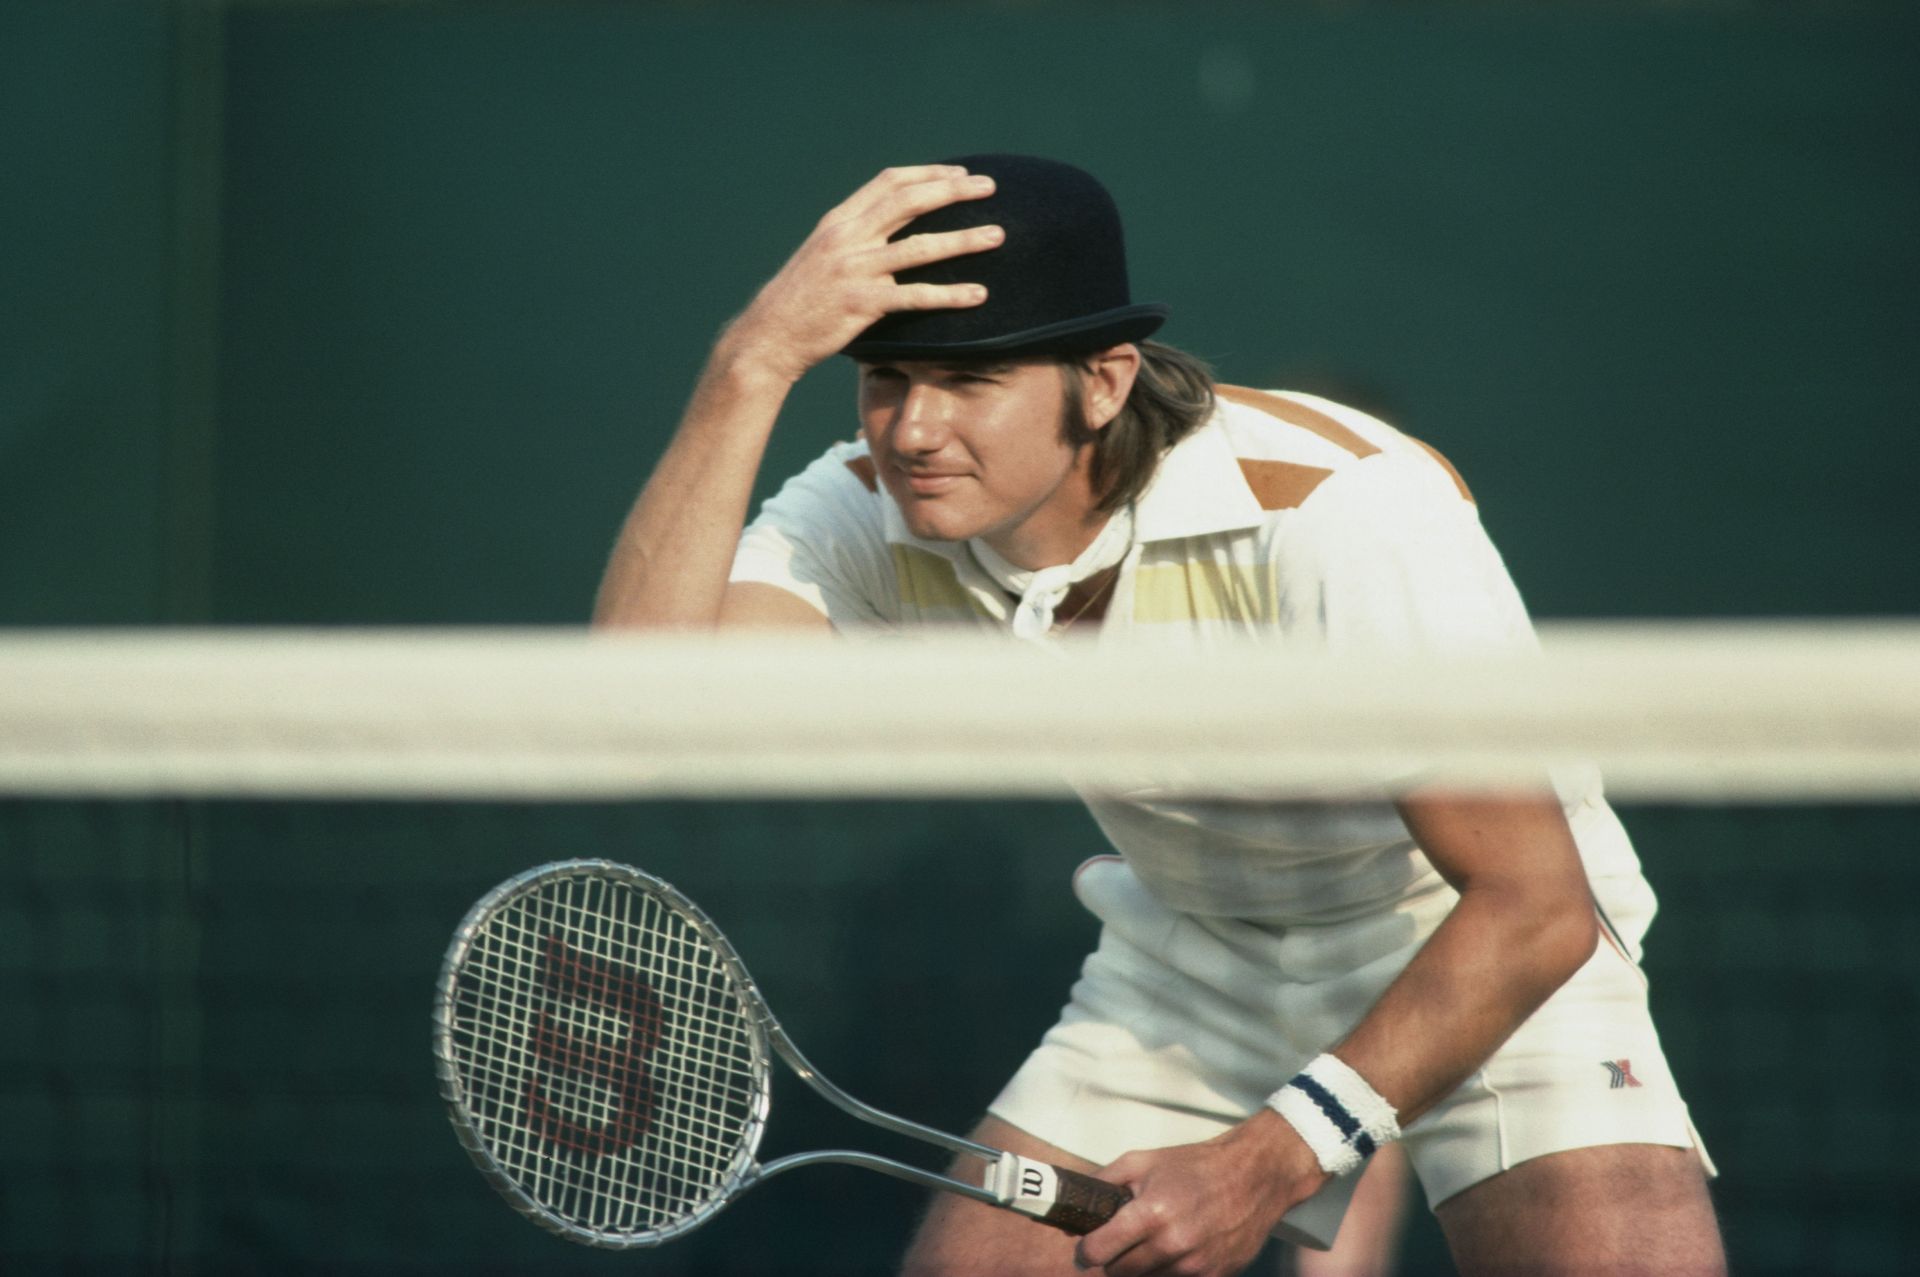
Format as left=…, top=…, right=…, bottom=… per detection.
left=591, top=164, right=1004, bottom=630
left=591, top=345, right=820, bottom=629
left=1330, top=788, right=1599, bottom=1123
left=1078, top=788, right=1599, bottom=1277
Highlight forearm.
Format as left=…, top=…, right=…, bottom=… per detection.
left=1262, top=792, right=1599, bottom=1166
left=591, top=337, right=794, bottom=629
left=1078, top=796, right=1600, bottom=1275
left=1329, top=870, right=1598, bottom=1127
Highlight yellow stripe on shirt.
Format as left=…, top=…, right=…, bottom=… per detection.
left=1131, top=558, right=1277, bottom=625
left=891, top=544, right=990, bottom=620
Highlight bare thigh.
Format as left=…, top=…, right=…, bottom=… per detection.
left=898, top=1115, right=1097, bottom=1277
left=1435, top=1143, right=1723, bottom=1277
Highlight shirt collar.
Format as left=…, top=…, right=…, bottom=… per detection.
left=1131, top=408, right=1267, bottom=542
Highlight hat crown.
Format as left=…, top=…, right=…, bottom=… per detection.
left=845, top=154, right=1166, bottom=360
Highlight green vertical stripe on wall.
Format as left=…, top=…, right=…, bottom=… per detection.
left=147, top=4, right=226, bottom=1268
left=159, top=0, right=225, bottom=625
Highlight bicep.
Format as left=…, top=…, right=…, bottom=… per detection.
left=717, top=581, right=836, bottom=631
left=1394, top=788, right=1590, bottom=900
left=1394, top=788, right=1600, bottom=1000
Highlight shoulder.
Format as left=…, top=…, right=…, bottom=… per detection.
left=1211, top=386, right=1475, bottom=517
left=790, top=437, right=885, bottom=496
left=756, top=438, right=890, bottom=529
left=1204, top=388, right=1508, bottom=601
left=734, top=438, right=901, bottom=626
left=821, top=438, right=883, bottom=497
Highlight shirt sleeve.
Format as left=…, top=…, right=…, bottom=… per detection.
left=1274, top=453, right=1611, bottom=805
left=1275, top=453, right=1540, bottom=657
left=729, top=442, right=896, bottom=628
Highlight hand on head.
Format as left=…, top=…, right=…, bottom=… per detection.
left=725, top=166, right=1003, bottom=385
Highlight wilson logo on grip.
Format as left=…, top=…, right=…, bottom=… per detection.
left=991, top=1153, right=1061, bottom=1218
left=525, top=933, right=665, bottom=1157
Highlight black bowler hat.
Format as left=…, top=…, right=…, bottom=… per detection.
left=843, top=154, right=1169, bottom=361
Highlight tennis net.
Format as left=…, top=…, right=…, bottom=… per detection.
left=2, top=623, right=1917, bottom=1275
left=2, top=623, right=1916, bottom=801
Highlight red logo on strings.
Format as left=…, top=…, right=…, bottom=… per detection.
left=525, top=933, right=664, bottom=1157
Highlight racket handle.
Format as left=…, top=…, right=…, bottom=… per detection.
left=989, top=1154, right=1132, bottom=1235
left=1038, top=1166, right=1133, bottom=1235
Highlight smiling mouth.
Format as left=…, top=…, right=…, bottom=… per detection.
left=897, top=470, right=967, bottom=496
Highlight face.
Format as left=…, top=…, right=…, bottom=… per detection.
left=857, top=357, right=1100, bottom=567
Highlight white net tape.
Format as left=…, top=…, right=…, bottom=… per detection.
left=0, top=623, right=1915, bottom=801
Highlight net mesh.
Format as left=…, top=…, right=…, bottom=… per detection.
left=4, top=626, right=1919, bottom=1275
left=440, top=864, right=766, bottom=1244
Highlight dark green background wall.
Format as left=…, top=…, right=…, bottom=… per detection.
left=3, top=1, right=1917, bottom=1273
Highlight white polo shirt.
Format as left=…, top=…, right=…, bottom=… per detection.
left=730, top=387, right=1652, bottom=936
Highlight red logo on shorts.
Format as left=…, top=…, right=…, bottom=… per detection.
left=1601, top=1059, right=1642, bottom=1089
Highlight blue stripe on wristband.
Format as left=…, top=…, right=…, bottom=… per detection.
left=1289, top=1074, right=1376, bottom=1159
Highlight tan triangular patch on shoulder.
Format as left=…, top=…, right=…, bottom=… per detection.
left=1218, top=385, right=1382, bottom=459
left=1237, top=458, right=1334, bottom=511
left=844, top=455, right=879, bottom=493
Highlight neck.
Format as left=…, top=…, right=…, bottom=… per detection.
left=978, top=454, right=1109, bottom=570
left=981, top=509, right=1109, bottom=571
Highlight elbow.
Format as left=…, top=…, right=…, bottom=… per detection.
left=1466, top=878, right=1599, bottom=998
left=1534, top=895, right=1601, bottom=991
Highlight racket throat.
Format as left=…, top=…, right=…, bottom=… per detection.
left=751, top=1149, right=1003, bottom=1207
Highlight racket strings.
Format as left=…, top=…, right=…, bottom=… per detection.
left=448, top=871, right=764, bottom=1238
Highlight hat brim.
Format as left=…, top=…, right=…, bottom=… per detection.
left=843, top=303, right=1168, bottom=362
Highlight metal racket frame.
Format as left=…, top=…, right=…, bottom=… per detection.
left=433, top=859, right=1009, bottom=1249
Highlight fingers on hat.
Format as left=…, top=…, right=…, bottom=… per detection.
left=837, top=166, right=985, bottom=224
left=859, top=164, right=967, bottom=198
left=889, top=281, right=989, bottom=312
left=825, top=165, right=967, bottom=227
left=879, top=224, right=1004, bottom=275
left=875, top=172, right=995, bottom=232
left=879, top=162, right=971, bottom=186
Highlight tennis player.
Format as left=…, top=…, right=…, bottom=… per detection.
left=594, top=156, right=1723, bottom=1277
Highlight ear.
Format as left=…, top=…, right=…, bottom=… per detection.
left=1077, top=344, right=1143, bottom=431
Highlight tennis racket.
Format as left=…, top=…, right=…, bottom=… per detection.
left=432, top=859, right=1131, bottom=1249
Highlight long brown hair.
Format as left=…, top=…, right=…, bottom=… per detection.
left=1061, top=341, right=1216, bottom=514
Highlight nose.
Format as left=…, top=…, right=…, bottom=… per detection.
left=890, top=381, right=948, bottom=455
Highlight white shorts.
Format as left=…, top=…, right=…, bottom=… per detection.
left=988, top=858, right=1715, bottom=1250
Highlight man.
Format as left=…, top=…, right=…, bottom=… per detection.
left=593, top=155, right=1722, bottom=1277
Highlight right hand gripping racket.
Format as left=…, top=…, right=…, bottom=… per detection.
left=432, top=859, right=1132, bottom=1248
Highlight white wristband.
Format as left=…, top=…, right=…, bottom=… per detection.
left=1266, top=1053, right=1402, bottom=1178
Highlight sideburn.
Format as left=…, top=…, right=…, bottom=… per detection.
left=1056, top=361, right=1118, bottom=512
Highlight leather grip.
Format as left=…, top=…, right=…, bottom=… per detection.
left=1037, top=1167, right=1132, bottom=1235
